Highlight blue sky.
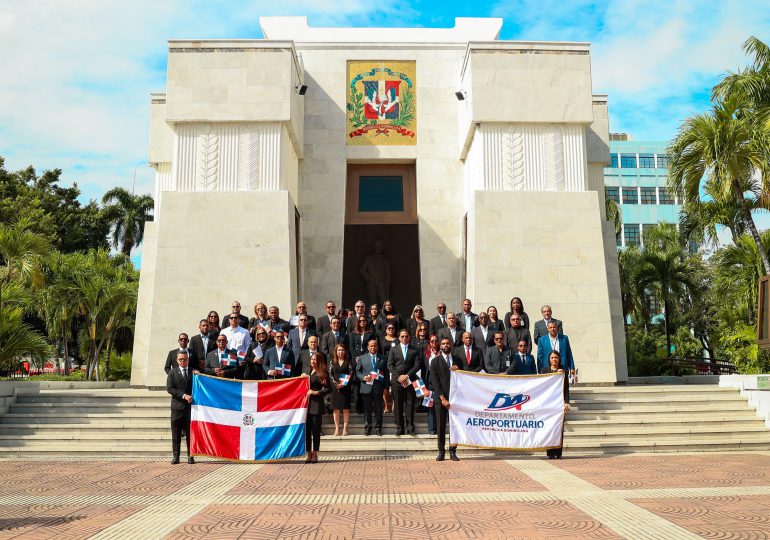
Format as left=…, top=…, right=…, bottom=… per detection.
left=1, top=0, right=769, bottom=263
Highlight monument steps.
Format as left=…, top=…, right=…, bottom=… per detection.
left=0, top=385, right=768, bottom=457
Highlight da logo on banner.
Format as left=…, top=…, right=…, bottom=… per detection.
left=484, top=393, right=531, bottom=412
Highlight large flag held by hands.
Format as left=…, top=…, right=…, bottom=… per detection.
left=191, top=374, right=309, bottom=461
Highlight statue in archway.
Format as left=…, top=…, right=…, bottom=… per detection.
left=361, top=239, right=391, bottom=307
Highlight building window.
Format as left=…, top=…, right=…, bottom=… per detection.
left=620, top=154, right=637, bottom=168
left=609, top=154, right=619, bottom=168
left=640, top=187, right=657, bottom=204
left=624, top=224, right=640, bottom=246
left=605, top=187, right=620, bottom=203
left=659, top=188, right=674, bottom=204
left=622, top=187, right=638, bottom=205
left=358, top=176, right=404, bottom=212
left=638, top=154, right=655, bottom=168
left=656, top=155, right=671, bottom=168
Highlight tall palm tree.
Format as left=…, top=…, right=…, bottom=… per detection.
left=41, top=253, right=83, bottom=375
left=668, top=96, right=770, bottom=274
left=101, top=187, right=154, bottom=256
left=0, top=304, right=51, bottom=370
left=713, top=37, right=770, bottom=122
left=678, top=179, right=752, bottom=248
left=0, top=219, right=53, bottom=351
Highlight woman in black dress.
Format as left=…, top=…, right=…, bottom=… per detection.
left=545, top=350, right=571, bottom=460
left=381, top=299, right=404, bottom=334
left=504, top=297, right=530, bottom=331
left=305, top=352, right=329, bottom=463
left=330, top=343, right=353, bottom=436
left=207, top=311, right=221, bottom=339
left=486, top=306, right=505, bottom=332
left=380, top=323, right=398, bottom=414
left=369, top=304, right=384, bottom=340
left=406, top=305, right=429, bottom=338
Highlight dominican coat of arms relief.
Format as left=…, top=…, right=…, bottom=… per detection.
left=346, top=60, right=416, bottom=146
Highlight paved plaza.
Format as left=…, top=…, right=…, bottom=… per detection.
left=0, top=452, right=769, bottom=539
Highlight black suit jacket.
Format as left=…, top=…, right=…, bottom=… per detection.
left=320, top=330, right=347, bottom=360
left=290, top=314, right=317, bottom=333
left=458, top=311, right=479, bottom=330
left=287, top=327, right=315, bottom=359
left=471, top=326, right=496, bottom=355
left=453, top=345, right=483, bottom=372
left=437, top=326, right=463, bottom=348
left=317, top=315, right=335, bottom=336
left=190, top=334, right=216, bottom=368
left=386, top=343, right=420, bottom=383
left=166, top=367, right=193, bottom=413
left=505, top=326, right=533, bottom=354
left=204, top=349, right=241, bottom=378
left=429, top=354, right=462, bottom=399
left=298, top=349, right=323, bottom=376
left=430, top=314, right=447, bottom=332
left=307, top=371, right=330, bottom=416
left=222, top=313, right=249, bottom=330
left=164, top=348, right=197, bottom=375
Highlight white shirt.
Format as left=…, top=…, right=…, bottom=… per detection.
left=221, top=325, right=252, bottom=353
left=480, top=325, right=488, bottom=340
left=201, top=334, right=209, bottom=351
left=463, top=313, right=473, bottom=329
left=550, top=335, right=560, bottom=353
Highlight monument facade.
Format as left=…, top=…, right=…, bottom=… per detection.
left=131, top=17, right=628, bottom=387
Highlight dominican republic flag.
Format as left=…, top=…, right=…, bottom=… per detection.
left=237, top=350, right=247, bottom=362
left=423, top=393, right=434, bottom=408
left=276, top=363, right=293, bottom=377
left=371, top=369, right=384, bottom=381
left=220, top=350, right=238, bottom=367
left=190, top=374, right=309, bottom=461
left=339, top=374, right=350, bottom=386
left=412, top=378, right=429, bottom=397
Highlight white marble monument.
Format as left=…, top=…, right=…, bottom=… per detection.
left=131, top=17, right=627, bottom=387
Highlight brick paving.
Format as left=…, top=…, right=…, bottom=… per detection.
left=0, top=453, right=769, bottom=539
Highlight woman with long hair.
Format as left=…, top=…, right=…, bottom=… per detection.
left=249, top=303, right=271, bottom=337
left=369, top=304, right=384, bottom=340
left=207, top=311, right=221, bottom=339
left=330, top=343, right=353, bottom=436
left=407, top=305, right=428, bottom=338
left=504, top=297, right=530, bottom=330
left=305, top=352, right=330, bottom=463
left=486, top=306, right=505, bottom=332
left=424, top=334, right=441, bottom=435
left=413, top=323, right=430, bottom=360
left=380, top=323, right=398, bottom=414
left=381, top=299, right=404, bottom=334
left=545, top=350, right=570, bottom=460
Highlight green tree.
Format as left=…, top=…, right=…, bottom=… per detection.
left=668, top=96, right=770, bottom=273
left=101, top=187, right=154, bottom=256
left=605, top=196, right=621, bottom=235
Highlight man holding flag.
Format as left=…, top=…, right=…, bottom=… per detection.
left=430, top=337, right=462, bottom=461
left=356, top=338, right=388, bottom=436
left=204, top=335, right=241, bottom=378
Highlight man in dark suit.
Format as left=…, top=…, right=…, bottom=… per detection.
left=454, top=332, right=483, bottom=371
left=484, top=332, right=513, bottom=374
left=320, top=317, right=347, bottom=359
left=505, top=314, right=532, bottom=353
left=356, top=338, right=389, bottom=436
left=536, top=321, right=575, bottom=375
left=266, top=305, right=290, bottom=334
left=287, top=314, right=315, bottom=359
left=386, top=329, right=421, bottom=435
left=533, top=305, right=563, bottom=345
left=471, top=311, right=495, bottom=356
left=430, top=337, right=462, bottom=461
left=437, top=313, right=463, bottom=348
left=204, top=335, right=240, bottom=378
left=291, top=301, right=317, bottom=332
left=298, top=335, right=323, bottom=376
left=429, top=302, right=448, bottom=333
left=166, top=350, right=194, bottom=464
left=190, top=320, right=216, bottom=370
left=508, top=339, right=538, bottom=374
left=316, top=300, right=338, bottom=336
left=346, top=300, right=368, bottom=334
left=221, top=300, right=249, bottom=329
left=458, top=299, right=478, bottom=331
left=264, top=331, right=296, bottom=379
left=164, top=333, right=198, bottom=375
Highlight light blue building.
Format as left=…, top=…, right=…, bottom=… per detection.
left=604, top=135, right=681, bottom=248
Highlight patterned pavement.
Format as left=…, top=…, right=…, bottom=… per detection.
left=0, top=453, right=768, bottom=539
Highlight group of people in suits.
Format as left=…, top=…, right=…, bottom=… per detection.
left=165, top=298, right=575, bottom=463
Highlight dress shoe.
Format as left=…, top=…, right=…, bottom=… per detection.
left=187, top=457, right=195, bottom=464
left=170, top=457, right=180, bottom=465
left=436, top=452, right=445, bottom=461
left=311, top=451, right=319, bottom=463
left=376, top=428, right=383, bottom=436
left=429, top=430, right=437, bottom=436
left=364, top=427, right=371, bottom=436
left=449, top=449, right=460, bottom=462
left=397, top=427, right=405, bottom=436
left=408, top=425, right=416, bottom=435
left=305, top=453, right=313, bottom=463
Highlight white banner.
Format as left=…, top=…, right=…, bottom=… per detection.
left=449, top=370, right=565, bottom=450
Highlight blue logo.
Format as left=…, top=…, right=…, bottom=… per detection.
left=484, top=393, right=531, bottom=411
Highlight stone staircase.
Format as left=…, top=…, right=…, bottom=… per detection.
left=0, top=385, right=768, bottom=457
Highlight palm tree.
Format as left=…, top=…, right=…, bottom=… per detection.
left=713, top=37, right=770, bottom=121
left=678, top=179, right=752, bottom=248
left=0, top=219, right=53, bottom=351
left=0, top=304, right=51, bottom=371
left=41, top=253, right=83, bottom=375
left=668, top=96, right=770, bottom=273
left=605, top=196, right=621, bottom=235
left=101, top=187, right=154, bottom=256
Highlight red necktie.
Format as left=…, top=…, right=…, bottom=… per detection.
left=466, top=348, right=471, bottom=365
